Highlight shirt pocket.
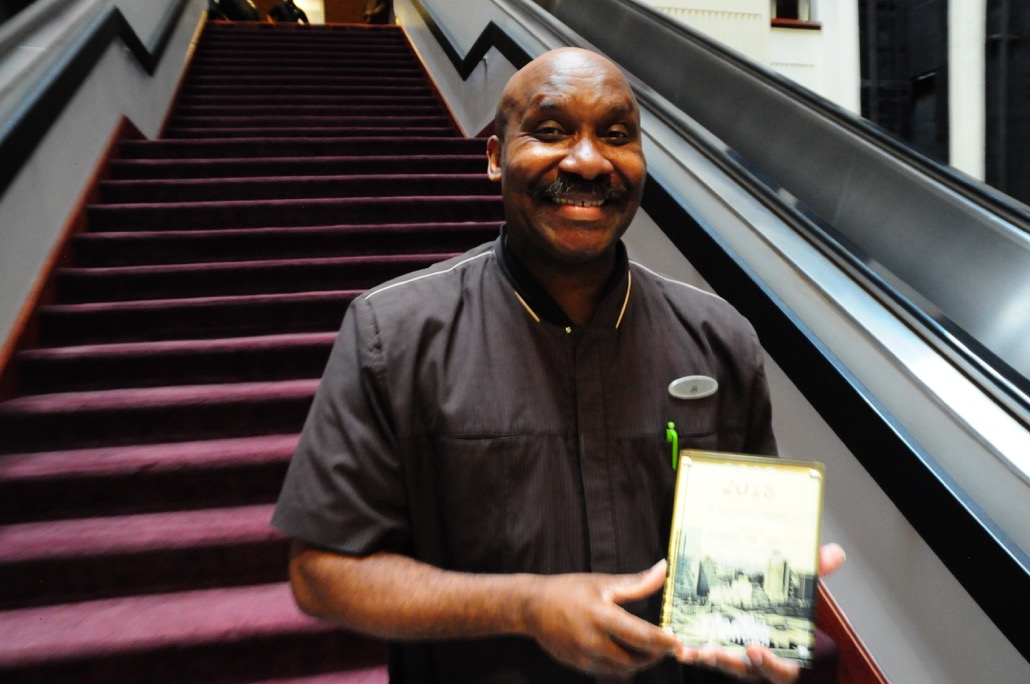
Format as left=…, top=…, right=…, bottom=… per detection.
left=667, top=395, right=721, bottom=452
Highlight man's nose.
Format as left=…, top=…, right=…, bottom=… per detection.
left=559, top=136, right=615, bottom=180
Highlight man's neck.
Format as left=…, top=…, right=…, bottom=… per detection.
left=518, top=252, right=617, bottom=327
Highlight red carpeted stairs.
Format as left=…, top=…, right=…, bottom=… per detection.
left=0, top=21, right=502, bottom=683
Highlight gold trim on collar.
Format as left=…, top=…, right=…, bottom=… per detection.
left=512, top=270, right=632, bottom=329
left=513, top=289, right=542, bottom=323
left=615, top=270, right=632, bottom=329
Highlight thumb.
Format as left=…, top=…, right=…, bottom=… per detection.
left=606, top=559, right=669, bottom=605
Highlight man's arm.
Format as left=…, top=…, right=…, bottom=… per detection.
left=288, top=540, right=684, bottom=677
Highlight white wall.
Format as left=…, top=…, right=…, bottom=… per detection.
left=646, top=0, right=769, bottom=63
left=949, top=0, right=986, bottom=179
left=395, top=0, right=518, bottom=136
left=0, top=0, right=207, bottom=359
left=640, top=0, right=862, bottom=114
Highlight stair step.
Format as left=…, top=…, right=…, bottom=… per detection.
left=98, top=174, right=496, bottom=204
left=0, top=504, right=285, bottom=608
left=106, top=154, right=484, bottom=180
left=71, top=221, right=500, bottom=266
left=0, top=434, right=298, bottom=523
left=189, top=59, right=415, bottom=74
left=15, top=332, right=336, bottom=393
left=184, top=75, right=427, bottom=88
left=179, top=83, right=432, bottom=98
left=163, top=115, right=451, bottom=130
left=173, top=93, right=438, bottom=108
left=36, top=290, right=358, bottom=345
left=116, top=135, right=487, bottom=159
left=85, top=195, right=504, bottom=231
left=0, top=583, right=388, bottom=683
left=168, top=103, right=444, bottom=118
left=199, top=29, right=407, bottom=43
left=201, top=25, right=405, bottom=40
left=189, top=58, right=413, bottom=70
left=165, top=125, right=456, bottom=139
left=0, top=379, right=318, bottom=454
left=55, top=253, right=453, bottom=303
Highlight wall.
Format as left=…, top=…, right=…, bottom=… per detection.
left=647, top=0, right=769, bottom=63
left=640, top=0, right=862, bottom=114
left=0, top=0, right=207, bottom=360
left=394, top=0, right=516, bottom=136
left=949, top=0, right=986, bottom=179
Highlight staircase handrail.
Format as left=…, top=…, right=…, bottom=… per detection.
left=0, top=0, right=192, bottom=200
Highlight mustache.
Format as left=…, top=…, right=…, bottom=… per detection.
left=532, top=176, right=628, bottom=202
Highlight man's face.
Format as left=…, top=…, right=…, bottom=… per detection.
left=487, top=51, right=646, bottom=268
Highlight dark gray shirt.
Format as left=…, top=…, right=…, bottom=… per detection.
left=273, top=233, right=776, bottom=683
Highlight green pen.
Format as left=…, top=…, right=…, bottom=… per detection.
left=665, top=421, right=679, bottom=470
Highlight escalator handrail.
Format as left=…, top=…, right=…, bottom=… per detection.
left=0, top=0, right=192, bottom=201
left=406, top=0, right=1030, bottom=663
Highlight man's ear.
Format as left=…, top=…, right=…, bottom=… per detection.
left=486, top=135, right=503, bottom=182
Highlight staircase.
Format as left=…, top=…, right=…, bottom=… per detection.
left=0, top=21, right=502, bottom=682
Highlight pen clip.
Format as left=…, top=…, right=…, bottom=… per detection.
left=665, top=421, right=678, bottom=470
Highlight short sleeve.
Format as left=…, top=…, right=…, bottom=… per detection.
left=271, top=296, right=410, bottom=555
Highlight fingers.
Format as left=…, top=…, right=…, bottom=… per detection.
left=674, top=644, right=803, bottom=684
left=605, top=558, right=668, bottom=604
left=604, top=606, right=681, bottom=659
left=526, top=565, right=682, bottom=677
left=542, top=608, right=672, bottom=677
left=601, top=561, right=682, bottom=663
left=745, top=645, right=801, bottom=684
left=819, top=542, right=846, bottom=577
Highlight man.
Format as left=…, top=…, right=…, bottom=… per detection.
left=273, top=48, right=843, bottom=683
left=212, top=0, right=260, bottom=21
left=363, top=0, right=391, bottom=25
left=268, top=0, right=308, bottom=24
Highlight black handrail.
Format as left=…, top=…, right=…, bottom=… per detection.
left=0, top=0, right=192, bottom=199
left=408, top=1, right=532, bottom=76
left=533, top=0, right=1030, bottom=413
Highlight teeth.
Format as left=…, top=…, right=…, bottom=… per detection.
left=554, top=198, right=604, bottom=207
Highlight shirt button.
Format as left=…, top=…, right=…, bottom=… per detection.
left=565, top=326, right=572, bottom=334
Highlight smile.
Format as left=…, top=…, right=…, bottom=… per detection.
left=553, top=197, right=605, bottom=208
left=533, top=177, right=628, bottom=207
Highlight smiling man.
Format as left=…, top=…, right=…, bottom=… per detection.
left=272, top=48, right=840, bottom=683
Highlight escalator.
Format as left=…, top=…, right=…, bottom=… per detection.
left=404, top=0, right=1030, bottom=678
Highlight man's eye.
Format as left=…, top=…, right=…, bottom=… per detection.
left=534, top=126, right=565, bottom=140
left=604, top=129, right=631, bottom=144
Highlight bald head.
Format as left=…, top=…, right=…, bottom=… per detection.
left=494, top=48, right=639, bottom=141
left=484, top=46, right=646, bottom=285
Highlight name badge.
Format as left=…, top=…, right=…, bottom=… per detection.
left=668, top=375, right=718, bottom=400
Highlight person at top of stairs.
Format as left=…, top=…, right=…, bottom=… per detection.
left=363, top=0, right=392, bottom=25
left=269, top=0, right=308, bottom=24
left=209, top=0, right=259, bottom=22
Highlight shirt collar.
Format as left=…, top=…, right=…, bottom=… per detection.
left=493, top=225, right=632, bottom=329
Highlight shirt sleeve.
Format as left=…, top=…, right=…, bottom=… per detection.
left=744, top=357, right=778, bottom=457
left=271, top=296, right=410, bottom=556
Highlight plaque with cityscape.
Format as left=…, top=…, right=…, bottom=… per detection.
left=660, top=450, right=824, bottom=667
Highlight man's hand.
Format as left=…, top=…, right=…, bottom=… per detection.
left=522, top=560, right=683, bottom=677
left=290, top=544, right=681, bottom=676
left=676, top=542, right=847, bottom=682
